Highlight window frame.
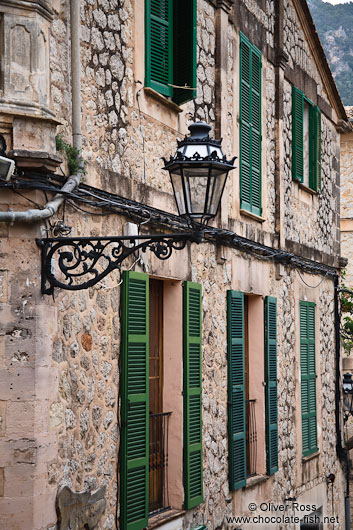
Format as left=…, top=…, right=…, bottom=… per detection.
left=292, top=86, right=322, bottom=192
left=239, top=32, right=262, bottom=217
left=299, top=300, right=318, bottom=458
left=145, top=0, right=197, bottom=105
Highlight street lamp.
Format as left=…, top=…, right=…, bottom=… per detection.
left=38, top=122, right=236, bottom=294
left=163, top=122, right=236, bottom=226
left=342, top=372, right=353, bottom=423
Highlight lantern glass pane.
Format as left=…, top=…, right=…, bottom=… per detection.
left=183, top=167, right=209, bottom=216
left=170, top=169, right=187, bottom=215
left=210, top=147, right=223, bottom=159
left=184, top=144, right=209, bottom=159
left=207, top=169, right=228, bottom=214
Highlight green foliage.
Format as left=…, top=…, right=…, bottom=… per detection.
left=308, top=0, right=353, bottom=105
left=56, top=135, right=86, bottom=176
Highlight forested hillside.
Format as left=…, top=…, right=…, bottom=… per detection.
left=308, top=0, right=353, bottom=105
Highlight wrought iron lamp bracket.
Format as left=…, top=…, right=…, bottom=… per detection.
left=37, top=231, right=203, bottom=295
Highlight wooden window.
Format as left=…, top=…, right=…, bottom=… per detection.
left=264, top=296, right=278, bottom=475
left=227, top=290, right=247, bottom=490
left=292, top=87, right=322, bottom=191
left=227, top=292, right=278, bottom=489
left=145, top=0, right=197, bottom=104
left=121, top=271, right=149, bottom=530
left=300, top=301, right=318, bottom=457
left=183, top=281, right=203, bottom=509
left=239, top=33, right=262, bottom=216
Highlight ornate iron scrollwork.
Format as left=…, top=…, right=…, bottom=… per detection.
left=37, top=232, right=202, bottom=294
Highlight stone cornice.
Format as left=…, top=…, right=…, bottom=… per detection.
left=216, top=0, right=234, bottom=13
left=206, top=0, right=234, bottom=13
left=292, top=0, right=347, bottom=123
left=0, top=0, right=53, bottom=21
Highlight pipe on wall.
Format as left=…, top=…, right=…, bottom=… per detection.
left=0, top=0, right=83, bottom=223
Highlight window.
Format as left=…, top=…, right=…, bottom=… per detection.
left=292, top=87, right=322, bottom=191
left=300, top=301, right=318, bottom=457
left=121, top=272, right=203, bottom=530
left=145, top=0, right=197, bottom=105
left=239, top=33, right=262, bottom=216
left=227, top=291, right=278, bottom=491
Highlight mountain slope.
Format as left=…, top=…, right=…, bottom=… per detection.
left=308, top=0, right=353, bottom=105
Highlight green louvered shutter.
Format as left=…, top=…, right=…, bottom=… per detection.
left=145, top=0, right=173, bottom=97
left=240, top=34, right=262, bottom=216
left=121, top=271, right=149, bottom=530
left=265, top=296, right=278, bottom=475
left=292, top=87, right=304, bottom=183
left=183, top=281, right=203, bottom=509
left=227, top=290, right=246, bottom=490
left=173, top=0, right=197, bottom=104
left=314, top=106, right=322, bottom=191
left=300, top=301, right=317, bottom=457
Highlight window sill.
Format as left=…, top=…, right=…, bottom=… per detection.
left=148, top=509, right=185, bottom=529
left=244, top=474, right=269, bottom=489
left=143, top=87, right=183, bottom=114
left=302, top=450, right=319, bottom=463
left=240, top=209, right=265, bottom=223
left=297, top=182, right=318, bottom=196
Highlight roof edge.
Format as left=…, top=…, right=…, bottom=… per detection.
left=294, top=0, right=348, bottom=123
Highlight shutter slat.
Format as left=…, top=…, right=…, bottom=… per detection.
left=145, top=0, right=173, bottom=97
left=240, top=34, right=262, bottom=216
left=265, top=296, right=278, bottom=475
left=227, top=291, right=246, bottom=490
left=314, top=106, right=321, bottom=191
left=121, top=271, right=149, bottom=530
left=300, top=301, right=317, bottom=457
left=183, top=281, right=203, bottom=509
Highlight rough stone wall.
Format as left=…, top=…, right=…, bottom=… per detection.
left=79, top=0, right=134, bottom=179
left=340, top=130, right=353, bottom=219
left=319, top=281, right=343, bottom=520
left=273, top=269, right=297, bottom=502
left=239, top=0, right=275, bottom=47
left=50, top=9, right=71, bottom=132
left=48, top=212, right=127, bottom=530
left=192, top=0, right=216, bottom=126
left=283, top=79, right=339, bottom=255
left=265, top=63, right=276, bottom=233
left=283, top=0, right=326, bottom=103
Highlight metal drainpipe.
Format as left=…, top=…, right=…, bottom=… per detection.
left=334, top=273, right=351, bottom=529
left=0, top=0, right=82, bottom=223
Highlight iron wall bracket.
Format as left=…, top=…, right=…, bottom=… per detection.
left=36, top=231, right=203, bottom=294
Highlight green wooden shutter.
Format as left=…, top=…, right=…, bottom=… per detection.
left=265, top=296, right=278, bottom=475
left=239, top=33, right=262, bottom=216
left=145, top=0, right=173, bottom=97
left=121, top=271, right=149, bottom=530
left=173, top=0, right=197, bottom=104
left=227, top=290, right=246, bottom=490
left=292, top=87, right=304, bottom=183
left=300, top=301, right=317, bottom=457
left=183, top=281, right=203, bottom=509
left=314, top=106, right=322, bottom=191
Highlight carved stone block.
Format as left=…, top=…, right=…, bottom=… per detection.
left=0, top=3, right=53, bottom=119
left=56, top=486, right=107, bottom=530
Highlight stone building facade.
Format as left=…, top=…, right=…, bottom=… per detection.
left=0, top=0, right=350, bottom=529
